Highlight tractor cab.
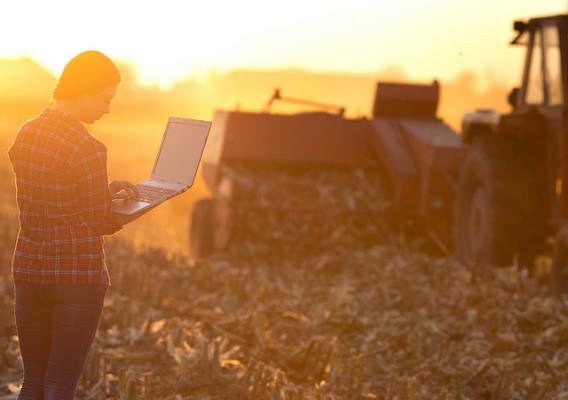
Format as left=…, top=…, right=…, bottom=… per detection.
left=509, top=15, right=567, bottom=112
left=462, top=15, right=567, bottom=141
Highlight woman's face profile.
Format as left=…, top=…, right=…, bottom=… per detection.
left=74, top=84, right=118, bottom=124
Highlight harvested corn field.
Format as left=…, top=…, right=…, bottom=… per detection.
left=1, top=165, right=568, bottom=399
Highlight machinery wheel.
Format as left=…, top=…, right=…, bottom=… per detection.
left=454, top=136, right=547, bottom=268
left=188, top=198, right=214, bottom=261
left=552, top=225, right=568, bottom=294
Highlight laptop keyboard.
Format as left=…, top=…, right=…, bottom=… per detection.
left=137, top=185, right=177, bottom=203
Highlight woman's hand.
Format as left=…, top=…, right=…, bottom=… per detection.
left=109, top=180, right=140, bottom=200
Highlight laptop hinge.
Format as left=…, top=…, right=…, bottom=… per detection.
left=139, top=179, right=187, bottom=191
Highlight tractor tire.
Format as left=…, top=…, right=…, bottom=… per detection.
left=188, top=198, right=214, bottom=261
left=454, top=136, right=547, bottom=268
left=551, top=226, right=568, bottom=294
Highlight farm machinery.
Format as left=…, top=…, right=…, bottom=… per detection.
left=191, top=80, right=465, bottom=257
left=189, top=13, right=568, bottom=288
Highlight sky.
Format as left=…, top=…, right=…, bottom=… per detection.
left=0, top=0, right=566, bottom=88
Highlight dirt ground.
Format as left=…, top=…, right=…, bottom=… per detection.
left=0, top=161, right=567, bottom=399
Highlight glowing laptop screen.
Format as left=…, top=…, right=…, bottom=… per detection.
left=151, top=118, right=211, bottom=185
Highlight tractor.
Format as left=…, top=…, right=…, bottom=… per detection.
left=455, top=14, right=568, bottom=285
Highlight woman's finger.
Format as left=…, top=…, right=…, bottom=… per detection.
left=112, top=181, right=140, bottom=199
left=128, top=183, right=140, bottom=196
left=124, top=185, right=139, bottom=199
left=112, top=190, right=129, bottom=200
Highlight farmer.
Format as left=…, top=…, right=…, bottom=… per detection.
left=8, top=50, right=139, bottom=399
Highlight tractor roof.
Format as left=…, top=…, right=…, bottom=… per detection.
left=527, top=14, right=568, bottom=25
left=511, top=14, right=568, bottom=45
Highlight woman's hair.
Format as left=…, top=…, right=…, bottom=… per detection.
left=53, top=50, right=121, bottom=101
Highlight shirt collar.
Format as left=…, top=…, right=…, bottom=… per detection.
left=41, top=107, right=83, bottom=126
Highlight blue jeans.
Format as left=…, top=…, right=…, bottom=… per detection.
left=14, top=282, right=107, bottom=400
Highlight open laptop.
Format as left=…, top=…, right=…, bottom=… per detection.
left=111, top=117, right=211, bottom=216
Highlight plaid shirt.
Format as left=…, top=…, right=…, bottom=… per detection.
left=8, top=108, right=116, bottom=285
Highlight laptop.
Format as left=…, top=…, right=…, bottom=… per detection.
left=111, top=117, right=211, bottom=216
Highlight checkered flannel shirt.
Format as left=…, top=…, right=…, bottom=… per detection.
left=8, top=108, right=117, bottom=285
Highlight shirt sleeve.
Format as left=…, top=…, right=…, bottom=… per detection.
left=70, top=138, right=116, bottom=235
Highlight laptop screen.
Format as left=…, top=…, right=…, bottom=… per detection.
left=151, top=118, right=211, bottom=185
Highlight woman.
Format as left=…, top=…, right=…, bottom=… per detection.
left=8, top=50, right=139, bottom=399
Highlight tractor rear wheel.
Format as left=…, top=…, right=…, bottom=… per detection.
left=552, top=226, right=568, bottom=293
left=188, top=198, right=214, bottom=261
left=454, top=136, right=547, bottom=268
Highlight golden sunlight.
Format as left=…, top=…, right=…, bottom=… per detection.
left=0, top=0, right=565, bottom=87
left=3, top=1, right=568, bottom=399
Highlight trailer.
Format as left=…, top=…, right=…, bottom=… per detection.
left=190, top=81, right=465, bottom=258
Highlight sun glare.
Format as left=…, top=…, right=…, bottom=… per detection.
left=0, top=0, right=566, bottom=88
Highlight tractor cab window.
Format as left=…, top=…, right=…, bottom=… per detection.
left=544, top=25, right=563, bottom=105
left=526, top=29, right=544, bottom=104
left=525, top=25, right=563, bottom=106
left=515, top=29, right=530, bottom=45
